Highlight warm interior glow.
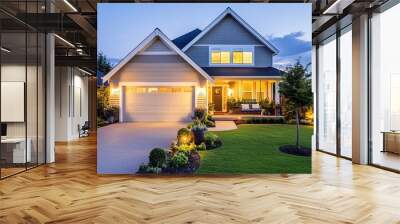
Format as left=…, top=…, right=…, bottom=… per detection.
left=220, top=51, right=230, bottom=64
left=211, top=51, right=221, bottom=64
left=243, top=52, right=253, bottom=64
left=233, top=51, right=243, bottom=64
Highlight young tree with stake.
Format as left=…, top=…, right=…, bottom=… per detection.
left=279, top=61, right=313, bottom=149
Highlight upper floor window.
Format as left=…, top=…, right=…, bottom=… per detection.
left=210, top=46, right=254, bottom=66
left=211, top=50, right=230, bottom=64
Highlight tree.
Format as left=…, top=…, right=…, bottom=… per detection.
left=97, top=52, right=112, bottom=74
left=279, top=61, right=313, bottom=149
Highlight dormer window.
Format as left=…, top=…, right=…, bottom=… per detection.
left=210, top=46, right=254, bottom=66
left=211, top=50, right=230, bottom=64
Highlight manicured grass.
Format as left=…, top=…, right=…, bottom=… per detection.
left=197, top=124, right=312, bottom=174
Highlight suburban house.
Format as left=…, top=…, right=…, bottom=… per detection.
left=102, top=7, right=283, bottom=122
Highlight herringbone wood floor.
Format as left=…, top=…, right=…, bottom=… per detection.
left=1, top=135, right=400, bottom=224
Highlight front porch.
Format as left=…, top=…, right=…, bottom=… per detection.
left=207, top=79, right=281, bottom=114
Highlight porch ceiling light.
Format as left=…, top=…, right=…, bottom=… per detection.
left=63, top=0, right=78, bottom=12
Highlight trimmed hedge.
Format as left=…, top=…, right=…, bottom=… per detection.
left=244, top=117, right=285, bottom=124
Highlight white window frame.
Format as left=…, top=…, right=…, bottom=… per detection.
left=209, top=45, right=255, bottom=67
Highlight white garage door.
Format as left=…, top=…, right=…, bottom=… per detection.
left=123, top=86, right=194, bottom=122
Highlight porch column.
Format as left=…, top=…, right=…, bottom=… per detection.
left=275, top=81, right=280, bottom=104
left=119, top=85, right=125, bottom=123
left=352, top=14, right=369, bottom=164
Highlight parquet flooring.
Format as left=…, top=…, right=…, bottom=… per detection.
left=1, top=135, right=400, bottom=223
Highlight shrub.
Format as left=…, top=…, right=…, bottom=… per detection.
left=177, top=128, right=192, bottom=145
left=204, top=119, right=215, bottom=128
left=245, top=117, right=285, bottom=124
left=208, top=102, right=215, bottom=113
left=191, top=119, right=207, bottom=132
left=204, top=132, right=222, bottom=149
left=169, top=152, right=189, bottom=168
left=194, top=108, right=207, bottom=120
left=194, top=142, right=207, bottom=151
left=149, top=148, right=166, bottom=168
left=177, top=143, right=195, bottom=152
left=206, top=114, right=215, bottom=122
left=137, top=164, right=162, bottom=174
left=188, top=151, right=201, bottom=170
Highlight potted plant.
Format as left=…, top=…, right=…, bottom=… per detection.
left=191, top=119, right=207, bottom=145
left=208, top=102, right=215, bottom=115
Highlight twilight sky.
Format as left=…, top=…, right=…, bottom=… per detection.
left=98, top=3, right=312, bottom=68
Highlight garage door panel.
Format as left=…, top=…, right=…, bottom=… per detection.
left=123, top=87, right=194, bottom=122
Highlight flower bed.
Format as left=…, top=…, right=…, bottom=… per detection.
left=137, top=109, right=222, bottom=174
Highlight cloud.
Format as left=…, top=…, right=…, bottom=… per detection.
left=267, top=32, right=311, bottom=57
left=273, top=51, right=311, bottom=71
left=267, top=32, right=311, bottom=69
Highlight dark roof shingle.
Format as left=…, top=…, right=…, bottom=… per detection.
left=202, top=67, right=284, bottom=77
left=172, top=29, right=202, bottom=49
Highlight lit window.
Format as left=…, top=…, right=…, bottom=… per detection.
left=242, top=81, right=253, bottom=100
left=135, top=87, right=146, bottom=93
left=211, top=51, right=221, bottom=64
left=148, top=88, right=158, bottom=93
left=220, top=51, right=230, bottom=64
left=243, top=52, right=253, bottom=64
left=233, top=51, right=243, bottom=64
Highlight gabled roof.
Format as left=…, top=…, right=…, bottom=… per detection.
left=102, top=28, right=214, bottom=83
left=172, top=28, right=202, bottom=49
left=182, top=7, right=279, bottom=55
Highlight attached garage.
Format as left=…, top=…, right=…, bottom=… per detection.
left=122, top=86, right=194, bottom=122
left=102, top=29, right=213, bottom=123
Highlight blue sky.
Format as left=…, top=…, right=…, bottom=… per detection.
left=98, top=3, right=312, bottom=68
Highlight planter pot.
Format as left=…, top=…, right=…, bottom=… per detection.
left=192, top=130, right=205, bottom=145
left=107, top=116, right=115, bottom=123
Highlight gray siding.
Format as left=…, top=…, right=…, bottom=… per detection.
left=196, top=15, right=263, bottom=45
left=186, top=45, right=273, bottom=67
left=111, top=55, right=203, bottom=84
left=144, top=38, right=171, bottom=52
left=186, top=46, right=209, bottom=67
left=254, top=46, right=273, bottom=67
left=185, top=15, right=274, bottom=67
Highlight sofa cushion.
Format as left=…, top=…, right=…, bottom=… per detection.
left=241, top=104, right=250, bottom=111
left=251, top=104, right=260, bottom=110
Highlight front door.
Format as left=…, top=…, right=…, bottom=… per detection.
left=212, top=86, right=223, bottom=111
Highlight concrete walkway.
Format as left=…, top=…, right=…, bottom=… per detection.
left=208, top=121, right=237, bottom=132
left=97, top=122, right=186, bottom=174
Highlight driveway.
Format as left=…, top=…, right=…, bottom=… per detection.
left=97, top=122, right=186, bottom=174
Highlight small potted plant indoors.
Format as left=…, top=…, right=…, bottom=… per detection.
left=191, top=119, right=207, bottom=145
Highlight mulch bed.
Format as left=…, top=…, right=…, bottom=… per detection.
left=279, top=145, right=311, bottom=156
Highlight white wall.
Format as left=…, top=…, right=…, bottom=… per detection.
left=55, top=67, right=89, bottom=141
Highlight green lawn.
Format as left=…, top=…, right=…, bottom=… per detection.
left=197, top=124, right=312, bottom=174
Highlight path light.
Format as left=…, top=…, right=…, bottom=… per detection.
left=178, top=133, right=191, bottom=145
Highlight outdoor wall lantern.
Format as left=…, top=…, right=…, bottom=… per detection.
left=228, top=88, right=234, bottom=97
